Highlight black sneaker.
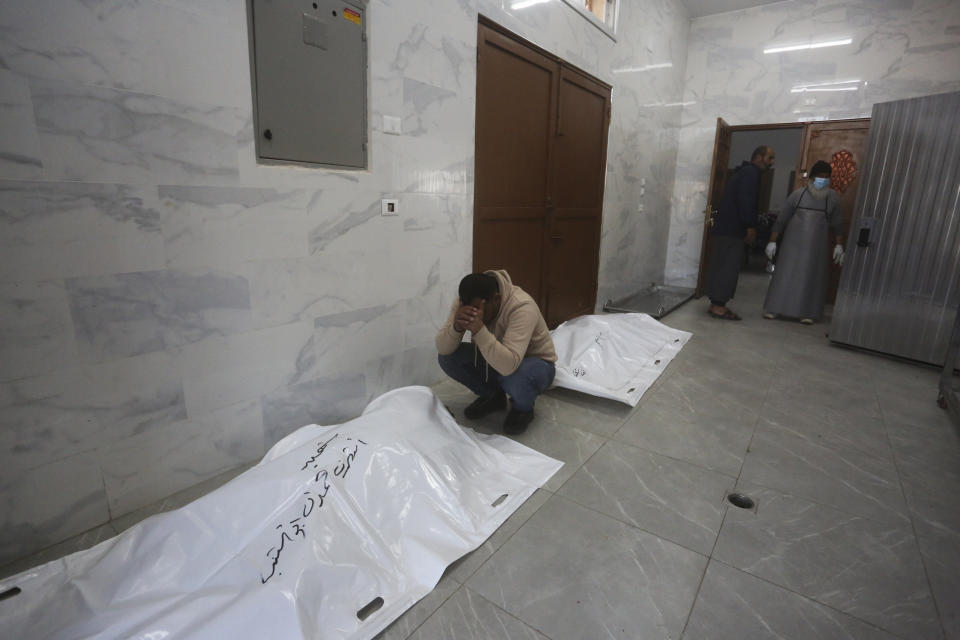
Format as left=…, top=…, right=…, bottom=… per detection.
left=463, top=392, right=506, bottom=420
left=503, top=409, right=534, bottom=435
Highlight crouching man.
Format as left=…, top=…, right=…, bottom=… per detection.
left=436, top=270, right=557, bottom=435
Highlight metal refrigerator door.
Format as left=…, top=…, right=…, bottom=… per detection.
left=830, top=91, right=960, bottom=366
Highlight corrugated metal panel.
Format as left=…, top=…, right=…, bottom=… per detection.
left=831, top=91, right=960, bottom=366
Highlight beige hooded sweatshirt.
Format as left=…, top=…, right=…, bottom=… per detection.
left=435, top=270, right=557, bottom=377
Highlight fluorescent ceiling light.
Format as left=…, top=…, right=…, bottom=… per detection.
left=511, top=0, right=551, bottom=9
left=612, top=63, right=673, bottom=74
left=764, top=38, right=852, bottom=54
left=792, top=86, right=858, bottom=93
left=642, top=100, right=695, bottom=107
left=791, top=79, right=862, bottom=93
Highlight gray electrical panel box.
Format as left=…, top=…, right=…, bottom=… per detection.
left=249, top=0, right=367, bottom=168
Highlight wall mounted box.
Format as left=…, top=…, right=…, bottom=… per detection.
left=249, top=0, right=368, bottom=168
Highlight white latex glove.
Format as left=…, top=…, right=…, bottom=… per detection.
left=765, top=242, right=777, bottom=261
left=833, top=244, right=845, bottom=265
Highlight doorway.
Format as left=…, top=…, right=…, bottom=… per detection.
left=695, top=118, right=871, bottom=305
left=473, top=19, right=611, bottom=328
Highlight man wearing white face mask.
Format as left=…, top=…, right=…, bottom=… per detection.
left=762, top=160, right=845, bottom=324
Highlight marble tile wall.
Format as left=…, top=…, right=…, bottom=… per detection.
left=663, top=0, right=960, bottom=286
left=0, top=0, right=689, bottom=562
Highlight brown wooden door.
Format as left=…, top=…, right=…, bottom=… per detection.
left=474, top=21, right=610, bottom=327
left=796, top=119, right=871, bottom=302
left=543, top=67, right=610, bottom=326
left=474, top=24, right=556, bottom=304
left=695, top=118, right=732, bottom=298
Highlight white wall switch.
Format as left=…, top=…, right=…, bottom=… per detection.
left=383, top=115, right=402, bottom=135
left=381, top=198, right=399, bottom=216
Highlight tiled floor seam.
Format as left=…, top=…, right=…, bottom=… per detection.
left=879, top=393, right=951, bottom=640
left=724, top=477, right=912, bottom=529
left=576, top=434, right=741, bottom=487
left=704, top=558, right=919, bottom=640
left=547, top=492, right=713, bottom=562
left=393, top=582, right=463, bottom=640
left=732, top=373, right=766, bottom=490
left=691, top=359, right=916, bottom=635
left=677, top=532, right=716, bottom=639
left=464, top=585, right=556, bottom=640
left=601, top=433, right=747, bottom=478
left=100, top=466, right=115, bottom=523
left=548, top=429, right=611, bottom=492
left=678, top=445, right=743, bottom=639
left=446, top=488, right=556, bottom=587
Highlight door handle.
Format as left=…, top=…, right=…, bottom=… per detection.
left=856, top=216, right=877, bottom=247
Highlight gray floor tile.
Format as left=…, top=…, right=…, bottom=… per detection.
left=900, top=469, right=960, bottom=540
left=407, top=586, right=549, bottom=640
left=672, top=355, right=774, bottom=406
left=0, top=521, right=117, bottom=581
left=755, top=402, right=893, bottom=462
left=739, top=428, right=909, bottom=525
left=558, top=441, right=735, bottom=555
left=892, top=425, right=960, bottom=640
left=714, top=485, right=942, bottom=640
left=467, top=495, right=707, bottom=640
left=452, top=414, right=605, bottom=494
left=879, top=384, right=955, bottom=431
left=870, top=360, right=941, bottom=395
left=912, top=518, right=960, bottom=640
left=777, top=340, right=881, bottom=379
left=535, top=387, right=634, bottom=437
left=374, top=574, right=460, bottom=640
left=683, top=560, right=899, bottom=640
left=614, top=375, right=757, bottom=476
left=887, top=419, right=960, bottom=496
left=503, top=421, right=606, bottom=493
left=444, top=489, right=551, bottom=584
left=767, top=373, right=881, bottom=421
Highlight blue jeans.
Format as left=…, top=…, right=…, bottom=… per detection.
left=438, top=344, right=555, bottom=412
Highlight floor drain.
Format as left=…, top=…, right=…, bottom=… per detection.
left=727, top=493, right=755, bottom=509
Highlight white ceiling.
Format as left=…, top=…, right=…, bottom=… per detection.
left=679, top=0, right=787, bottom=19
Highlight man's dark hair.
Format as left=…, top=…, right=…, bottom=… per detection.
left=459, top=273, right=499, bottom=305
left=810, top=160, right=832, bottom=176
left=750, top=145, right=770, bottom=161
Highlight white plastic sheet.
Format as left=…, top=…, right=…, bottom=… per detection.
left=0, top=386, right=562, bottom=640
left=551, top=313, right=692, bottom=406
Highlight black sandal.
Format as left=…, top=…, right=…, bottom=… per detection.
left=707, top=308, right=742, bottom=321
